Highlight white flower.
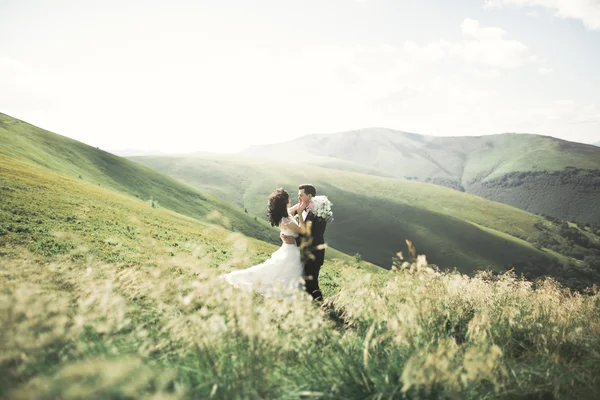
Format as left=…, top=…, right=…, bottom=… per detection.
left=308, top=195, right=334, bottom=222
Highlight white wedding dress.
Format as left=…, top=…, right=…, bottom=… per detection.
left=220, top=217, right=304, bottom=298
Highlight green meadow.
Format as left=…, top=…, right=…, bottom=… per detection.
left=2, top=114, right=600, bottom=399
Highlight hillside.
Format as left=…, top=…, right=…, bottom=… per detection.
left=2, top=119, right=600, bottom=399
left=0, top=152, right=368, bottom=268
left=0, top=112, right=278, bottom=244
left=130, top=153, right=600, bottom=289
left=242, top=128, right=600, bottom=223
left=0, top=154, right=275, bottom=267
left=2, top=110, right=598, bottom=284
left=3, top=153, right=600, bottom=399
left=468, top=168, right=600, bottom=224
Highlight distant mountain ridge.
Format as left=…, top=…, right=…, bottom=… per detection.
left=242, top=128, right=600, bottom=224
left=243, top=128, right=600, bottom=181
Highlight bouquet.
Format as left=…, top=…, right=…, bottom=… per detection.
left=307, top=195, right=334, bottom=222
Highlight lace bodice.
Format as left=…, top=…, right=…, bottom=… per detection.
left=279, top=217, right=299, bottom=238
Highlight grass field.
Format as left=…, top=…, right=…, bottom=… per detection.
left=2, top=126, right=600, bottom=398
left=2, top=161, right=600, bottom=398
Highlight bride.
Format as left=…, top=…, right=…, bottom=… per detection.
left=220, top=188, right=306, bottom=298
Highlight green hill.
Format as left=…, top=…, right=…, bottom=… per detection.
left=3, top=153, right=600, bottom=399
left=2, top=118, right=600, bottom=399
left=2, top=110, right=598, bottom=287
left=0, top=154, right=272, bottom=266
left=468, top=168, right=600, bottom=225
left=242, top=128, right=600, bottom=223
left=0, top=152, right=368, bottom=267
left=130, top=153, right=600, bottom=288
left=0, top=112, right=278, bottom=245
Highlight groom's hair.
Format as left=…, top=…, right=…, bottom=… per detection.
left=298, top=184, right=316, bottom=197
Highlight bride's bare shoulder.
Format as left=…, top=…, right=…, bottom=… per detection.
left=280, top=216, right=295, bottom=226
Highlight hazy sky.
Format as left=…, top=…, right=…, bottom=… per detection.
left=1, top=0, right=599, bottom=153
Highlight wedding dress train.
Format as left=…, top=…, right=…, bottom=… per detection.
left=220, top=217, right=304, bottom=298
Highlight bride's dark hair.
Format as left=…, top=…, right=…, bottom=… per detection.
left=267, top=188, right=290, bottom=227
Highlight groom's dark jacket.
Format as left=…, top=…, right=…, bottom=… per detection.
left=296, top=211, right=327, bottom=250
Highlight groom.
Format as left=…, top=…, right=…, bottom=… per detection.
left=282, top=184, right=327, bottom=301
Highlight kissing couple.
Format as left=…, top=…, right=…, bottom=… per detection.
left=221, top=184, right=333, bottom=301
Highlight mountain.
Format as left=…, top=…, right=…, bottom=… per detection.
left=242, top=128, right=600, bottom=223
left=130, top=153, right=600, bottom=289
left=593, top=141, right=600, bottom=147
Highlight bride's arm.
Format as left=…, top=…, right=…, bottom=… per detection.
left=294, top=202, right=308, bottom=233
left=288, top=203, right=300, bottom=215
left=282, top=217, right=304, bottom=235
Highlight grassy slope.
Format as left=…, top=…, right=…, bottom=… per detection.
left=2, top=132, right=600, bottom=399
left=0, top=154, right=268, bottom=266
left=130, top=154, right=564, bottom=273
left=0, top=154, right=373, bottom=269
left=437, top=133, right=600, bottom=182
left=3, top=157, right=600, bottom=399
left=0, top=113, right=279, bottom=245
left=468, top=168, right=600, bottom=224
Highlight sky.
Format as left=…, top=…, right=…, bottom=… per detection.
left=1, top=0, right=599, bottom=154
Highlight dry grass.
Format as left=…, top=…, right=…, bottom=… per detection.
left=2, top=244, right=600, bottom=399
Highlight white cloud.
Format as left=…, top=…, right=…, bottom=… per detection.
left=461, top=18, right=505, bottom=39
left=402, top=19, right=538, bottom=71
left=485, top=0, right=600, bottom=30
left=539, top=66, right=554, bottom=75
left=456, top=19, right=533, bottom=69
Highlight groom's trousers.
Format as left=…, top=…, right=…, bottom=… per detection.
left=304, top=248, right=325, bottom=301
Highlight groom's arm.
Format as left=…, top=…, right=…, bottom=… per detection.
left=280, top=232, right=296, bottom=244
